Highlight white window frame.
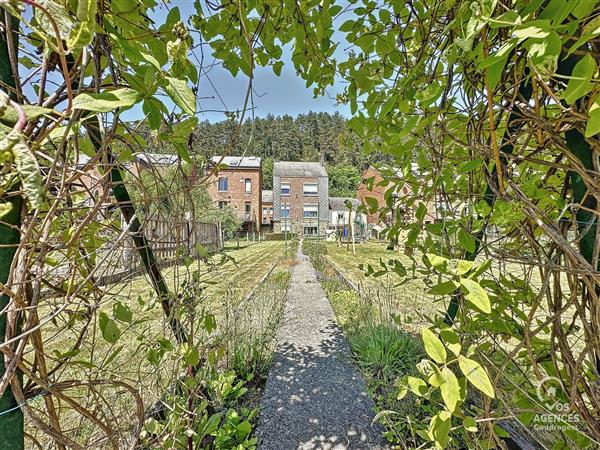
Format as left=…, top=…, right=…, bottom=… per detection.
left=281, top=204, right=291, bottom=218
left=245, top=178, right=252, bottom=193
left=281, top=182, right=291, bottom=196
left=218, top=177, right=228, bottom=192
left=303, top=204, right=319, bottom=218
left=303, top=183, right=318, bottom=196
left=281, top=221, right=291, bottom=232
left=303, top=226, right=318, bottom=236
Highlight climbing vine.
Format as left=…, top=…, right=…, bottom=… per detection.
left=202, top=0, right=600, bottom=447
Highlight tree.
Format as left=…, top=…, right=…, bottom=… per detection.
left=262, top=157, right=274, bottom=190
left=328, top=165, right=361, bottom=198
left=200, top=1, right=600, bottom=446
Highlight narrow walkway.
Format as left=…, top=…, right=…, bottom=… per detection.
left=257, top=244, right=388, bottom=450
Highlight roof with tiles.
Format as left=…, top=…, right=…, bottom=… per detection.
left=273, top=161, right=327, bottom=177
left=211, top=155, right=261, bottom=169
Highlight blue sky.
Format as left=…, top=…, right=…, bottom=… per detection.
left=17, top=1, right=351, bottom=124
left=150, top=1, right=351, bottom=123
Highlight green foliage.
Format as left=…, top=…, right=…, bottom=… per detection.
left=128, top=163, right=242, bottom=236
left=191, top=112, right=386, bottom=170
left=350, top=324, right=424, bottom=383
left=262, top=157, right=273, bottom=189
left=328, top=165, right=362, bottom=198
left=140, top=370, right=257, bottom=450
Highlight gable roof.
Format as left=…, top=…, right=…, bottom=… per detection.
left=76, top=153, right=180, bottom=168
left=136, top=153, right=180, bottom=166
left=211, top=156, right=261, bottom=169
left=273, top=161, right=327, bottom=178
left=329, top=197, right=361, bottom=210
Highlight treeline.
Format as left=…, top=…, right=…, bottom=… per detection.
left=190, top=112, right=390, bottom=195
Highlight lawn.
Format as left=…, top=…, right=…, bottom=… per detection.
left=107, top=240, right=288, bottom=307
left=322, top=241, right=443, bottom=331
left=32, top=241, right=291, bottom=447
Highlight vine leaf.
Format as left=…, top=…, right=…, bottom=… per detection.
left=164, top=77, right=196, bottom=115
left=73, top=88, right=138, bottom=113
left=440, top=367, right=460, bottom=413
left=99, top=312, right=121, bottom=344
left=563, top=54, right=597, bottom=105
left=458, top=356, right=495, bottom=398
left=460, top=278, right=491, bottom=313
left=458, top=228, right=476, bottom=253
left=585, top=96, right=600, bottom=137
left=428, top=280, right=458, bottom=296
left=422, top=328, right=447, bottom=364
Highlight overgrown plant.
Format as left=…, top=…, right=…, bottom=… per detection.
left=200, top=0, right=600, bottom=445
left=0, top=0, right=256, bottom=446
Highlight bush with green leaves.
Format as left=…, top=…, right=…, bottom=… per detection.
left=140, top=369, right=258, bottom=450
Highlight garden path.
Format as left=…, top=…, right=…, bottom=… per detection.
left=256, top=243, right=388, bottom=450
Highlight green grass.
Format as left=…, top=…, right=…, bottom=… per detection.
left=32, top=241, right=290, bottom=447
left=314, top=241, right=590, bottom=448
left=321, top=241, right=442, bottom=331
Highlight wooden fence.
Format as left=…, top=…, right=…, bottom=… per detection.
left=122, top=219, right=222, bottom=269
left=97, top=219, right=222, bottom=285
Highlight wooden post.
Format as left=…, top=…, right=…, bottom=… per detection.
left=347, top=211, right=351, bottom=252
left=351, top=210, right=356, bottom=255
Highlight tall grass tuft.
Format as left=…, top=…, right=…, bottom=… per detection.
left=219, top=267, right=291, bottom=381
left=349, top=324, right=423, bottom=383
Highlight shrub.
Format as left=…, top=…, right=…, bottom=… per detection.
left=349, top=324, right=424, bottom=383
left=265, top=232, right=294, bottom=241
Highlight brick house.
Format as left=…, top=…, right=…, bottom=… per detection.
left=261, top=190, right=274, bottom=231
left=207, top=156, right=262, bottom=232
left=357, top=165, right=437, bottom=229
left=273, top=161, right=329, bottom=237
left=77, top=152, right=182, bottom=210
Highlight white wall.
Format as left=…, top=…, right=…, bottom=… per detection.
left=329, top=209, right=367, bottom=227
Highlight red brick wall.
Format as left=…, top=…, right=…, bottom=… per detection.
left=262, top=201, right=273, bottom=224
left=357, top=166, right=437, bottom=224
left=357, top=167, right=391, bottom=225
left=279, top=176, right=321, bottom=223
left=207, top=167, right=262, bottom=231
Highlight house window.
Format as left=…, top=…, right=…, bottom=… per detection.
left=269, top=207, right=273, bottom=215
left=281, top=204, right=291, bottom=218
left=303, top=226, right=318, bottom=236
left=244, top=202, right=252, bottom=221
left=245, top=178, right=251, bottom=193
left=218, top=201, right=229, bottom=209
left=281, top=182, right=291, bottom=196
left=337, top=213, right=345, bottom=224
left=303, top=183, right=318, bottom=196
left=218, top=177, right=228, bottom=192
left=303, top=204, right=319, bottom=218
left=281, top=221, right=291, bottom=232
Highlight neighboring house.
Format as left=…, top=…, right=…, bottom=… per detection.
left=261, top=190, right=274, bottom=231
left=206, top=156, right=262, bottom=232
left=273, top=161, right=329, bottom=237
left=328, top=197, right=367, bottom=239
left=131, top=153, right=181, bottom=176
left=357, top=166, right=391, bottom=226
left=357, top=165, right=438, bottom=230
left=76, top=152, right=182, bottom=209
